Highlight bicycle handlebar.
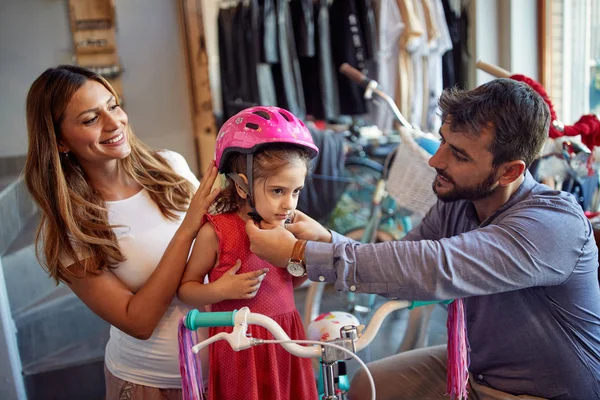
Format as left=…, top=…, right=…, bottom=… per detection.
left=339, top=63, right=412, bottom=129
left=184, top=299, right=452, bottom=357
left=339, top=63, right=370, bottom=87
left=185, top=309, right=235, bottom=328
left=410, top=299, right=452, bottom=309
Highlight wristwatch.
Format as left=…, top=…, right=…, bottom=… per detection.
left=286, top=239, right=307, bottom=277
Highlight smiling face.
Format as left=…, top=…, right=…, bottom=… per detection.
left=252, top=158, right=307, bottom=226
left=429, top=119, right=500, bottom=202
left=58, top=80, right=130, bottom=169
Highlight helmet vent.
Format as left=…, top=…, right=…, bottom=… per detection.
left=245, top=122, right=260, bottom=130
left=278, top=110, right=292, bottom=122
left=252, top=110, right=271, bottom=120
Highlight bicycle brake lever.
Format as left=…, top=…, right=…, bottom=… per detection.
left=191, top=307, right=254, bottom=354
left=192, top=332, right=229, bottom=354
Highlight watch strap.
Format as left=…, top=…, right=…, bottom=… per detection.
left=291, top=239, right=307, bottom=266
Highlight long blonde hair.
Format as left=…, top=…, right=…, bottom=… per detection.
left=24, top=65, right=195, bottom=283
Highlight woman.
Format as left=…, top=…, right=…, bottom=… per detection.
left=23, top=65, right=244, bottom=399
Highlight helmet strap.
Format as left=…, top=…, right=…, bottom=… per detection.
left=226, top=173, right=250, bottom=195
left=245, top=154, right=262, bottom=222
left=226, top=154, right=262, bottom=222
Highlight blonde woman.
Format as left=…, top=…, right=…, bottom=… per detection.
left=24, top=65, right=264, bottom=399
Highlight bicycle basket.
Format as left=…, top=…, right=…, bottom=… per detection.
left=387, top=128, right=439, bottom=216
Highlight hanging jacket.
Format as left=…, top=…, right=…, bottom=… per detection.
left=298, top=127, right=347, bottom=222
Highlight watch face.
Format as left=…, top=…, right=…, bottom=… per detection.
left=286, top=262, right=305, bottom=277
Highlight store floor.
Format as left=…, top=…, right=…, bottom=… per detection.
left=293, top=284, right=449, bottom=381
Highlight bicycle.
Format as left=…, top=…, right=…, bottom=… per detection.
left=302, top=64, right=442, bottom=355
left=182, top=299, right=451, bottom=400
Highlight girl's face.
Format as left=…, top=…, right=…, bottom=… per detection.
left=58, top=80, right=130, bottom=169
left=252, top=158, right=307, bottom=226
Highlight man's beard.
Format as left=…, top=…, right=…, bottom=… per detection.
left=432, top=168, right=498, bottom=202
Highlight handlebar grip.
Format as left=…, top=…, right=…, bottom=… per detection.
left=184, top=309, right=237, bottom=330
left=339, top=63, right=369, bottom=86
left=408, top=300, right=453, bottom=310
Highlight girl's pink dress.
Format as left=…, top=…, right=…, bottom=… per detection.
left=204, top=212, right=317, bottom=400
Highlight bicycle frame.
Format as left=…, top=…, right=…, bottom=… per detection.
left=184, top=299, right=451, bottom=400
left=338, top=64, right=437, bottom=334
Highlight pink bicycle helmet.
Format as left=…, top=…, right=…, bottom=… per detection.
left=215, top=106, right=319, bottom=173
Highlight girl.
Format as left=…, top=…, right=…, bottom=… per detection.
left=178, top=106, right=319, bottom=399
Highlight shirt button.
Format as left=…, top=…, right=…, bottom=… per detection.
left=477, top=374, right=484, bottom=380
left=349, top=285, right=356, bottom=292
left=318, top=276, right=325, bottom=282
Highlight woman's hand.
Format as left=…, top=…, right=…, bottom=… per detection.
left=179, top=163, right=221, bottom=239
left=214, top=260, right=269, bottom=300
left=285, top=210, right=332, bottom=243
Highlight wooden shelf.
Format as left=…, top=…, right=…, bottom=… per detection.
left=67, top=0, right=122, bottom=101
left=68, top=0, right=115, bottom=31
left=75, top=46, right=116, bottom=55
left=73, top=28, right=116, bottom=55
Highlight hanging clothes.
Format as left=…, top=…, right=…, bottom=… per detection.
left=298, top=126, right=347, bottom=222
left=329, top=0, right=371, bottom=116
left=274, top=0, right=306, bottom=118
left=395, top=0, right=423, bottom=124
left=244, top=0, right=261, bottom=105
left=459, top=1, right=471, bottom=88
left=356, top=0, right=379, bottom=61
left=262, top=0, right=279, bottom=63
left=419, top=0, right=439, bottom=130
left=315, top=0, right=341, bottom=121
left=255, top=0, right=278, bottom=107
left=423, top=0, right=452, bottom=132
left=441, top=0, right=459, bottom=89
left=356, top=0, right=379, bottom=120
left=295, top=0, right=341, bottom=121
left=218, top=2, right=262, bottom=119
left=292, top=0, right=321, bottom=119
left=370, top=0, right=404, bottom=132
left=218, top=5, right=242, bottom=120
left=290, top=0, right=315, bottom=58
left=440, top=0, right=469, bottom=89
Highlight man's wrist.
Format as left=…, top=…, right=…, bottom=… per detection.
left=298, top=239, right=308, bottom=267
left=289, top=239, right=307, bottom=263
left=285, top=239, right=308, bottom=276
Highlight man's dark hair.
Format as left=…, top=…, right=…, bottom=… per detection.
left=438, top=78, right=550, bottom=168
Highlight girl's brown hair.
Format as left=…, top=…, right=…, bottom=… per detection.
left=24, top=65, right=195, bottom=283
left=213, top=144, right=311, bottom=214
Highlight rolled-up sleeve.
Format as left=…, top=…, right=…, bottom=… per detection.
left=306, top=230, right=359, bottom=291
left=305, top=198, right=589, bottom=300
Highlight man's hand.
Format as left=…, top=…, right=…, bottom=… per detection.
left=245, top=220, right=297, bottom=268
left=213, top=259, right=268, bottom=300
left=285, top=210, right=332, bottom=243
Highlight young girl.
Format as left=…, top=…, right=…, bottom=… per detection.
left=178, top=106, right=319, bottom=400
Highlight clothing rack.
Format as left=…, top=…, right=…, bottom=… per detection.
left=212, top=0, right=469, bottom=134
